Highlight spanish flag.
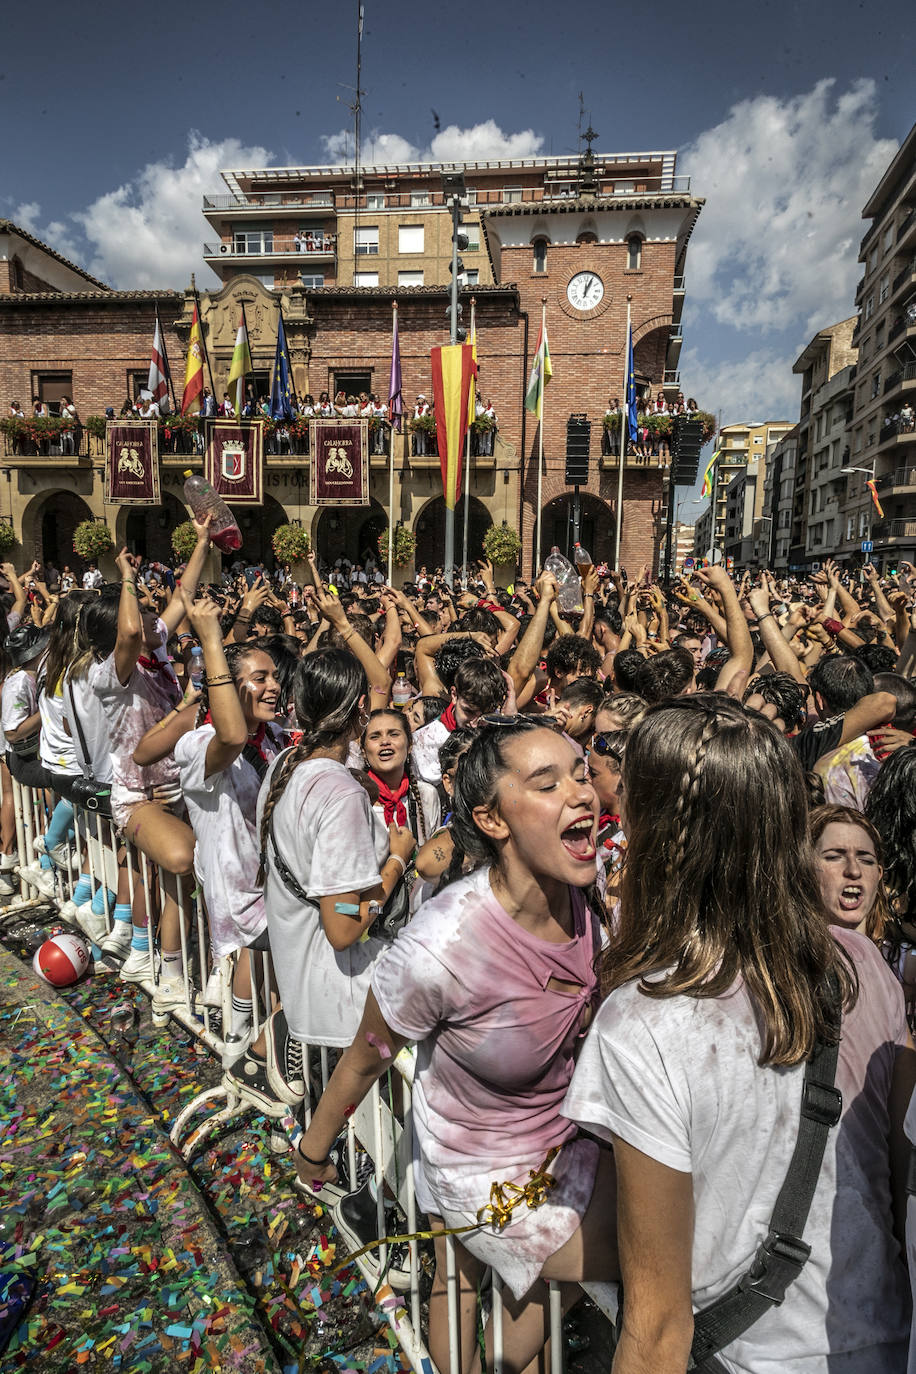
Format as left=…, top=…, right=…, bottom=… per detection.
left=431, top=342, right=476, bottom=510
left=866, top=479, right=884, bottom=519
left=181, top=304, right=204, bottom=414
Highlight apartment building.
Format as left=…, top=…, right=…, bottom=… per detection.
left=843, top=121, right=916, bottom=567
left=700, top=420, right=792, bottom=556
left=756, top=426, right=798, bottom=569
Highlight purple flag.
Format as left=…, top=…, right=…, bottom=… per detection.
left=388, top=306, right=404, bottom=433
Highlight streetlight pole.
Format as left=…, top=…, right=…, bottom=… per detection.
left=840, top=462, right=876, bottom=562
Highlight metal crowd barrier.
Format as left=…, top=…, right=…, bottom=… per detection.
left=2, top=773, right=620, bottom=1374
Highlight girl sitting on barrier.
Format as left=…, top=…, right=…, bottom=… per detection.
left=293, top=718, right=616, bottom=1374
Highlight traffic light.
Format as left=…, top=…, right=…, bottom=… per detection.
left=565, top=415, right=591, bottom=485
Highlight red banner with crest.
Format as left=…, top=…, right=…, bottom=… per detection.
left=309, top=420, right=369, bottom=506
left=204, top=420, right=264, bottom=506
left=105, top=420, right=160, bottom=505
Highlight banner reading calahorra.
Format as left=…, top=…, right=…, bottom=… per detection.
left=204, top=419, right=264, bottom=506
left=105, top=420, right=160, bottom=505
left=309, top=419, right=369, bottom=506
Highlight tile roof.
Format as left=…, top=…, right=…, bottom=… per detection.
left=0, top=220, right=110, bottom=291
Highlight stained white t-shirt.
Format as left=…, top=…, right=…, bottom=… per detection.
left=175, top=725, right=281, bottom=957
left=63, top=674, right=114, bottom=783
left=90, top=651, right=179, bottom=801
left=38, top=680, right=80, bottom=775
left=411, top=717, right=450, bottom=788
left=563, top=927, right=911, bottom=1373
left=1, top=670, right=36, bottom=740
left=258, top=755, right=383, bottom=1046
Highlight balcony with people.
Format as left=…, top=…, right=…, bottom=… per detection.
left=203, top=229, right=337, bottom=264
left=600, top=394, right=714, bottom=470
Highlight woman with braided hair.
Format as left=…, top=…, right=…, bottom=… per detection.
left=564, top=694, right=914, bottom=1374
left=294, top=718, right=615, bottom=1371
left=361, top=708, right=433, bottom=853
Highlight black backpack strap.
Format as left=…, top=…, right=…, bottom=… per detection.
left=66, top=677, right=97, bottom=783
left=688, top=975, right=843, bottom=1371
left=260, top=747, right=312, bottom=907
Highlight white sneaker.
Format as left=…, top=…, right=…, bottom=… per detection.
left=34, top=835, right=75, bottom=870
left=203, top=963, right=228, bottom=1009
left=99, top=920, right=132, bottom=957
left=0, top=874, right=16, bottom=898
left=152, top=973, right=195, bottom=1015
left=0, top=852, right=18, bottom=872
left=119, top=946, right=157, bottom=983
left=19, top=865, right=57, bottom=898
left=74, top=906, right=110, bottom=946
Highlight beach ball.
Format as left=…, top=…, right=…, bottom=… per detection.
left=32, top=931, right=90, bottom=987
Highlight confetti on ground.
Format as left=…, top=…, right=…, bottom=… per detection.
left=0, top=918, right=419, bottom=1374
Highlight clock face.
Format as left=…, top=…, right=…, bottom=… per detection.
left=567, top=271, right=605, bottom=311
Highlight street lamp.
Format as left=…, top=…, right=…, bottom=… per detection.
left=840, top=463, right=876, bottom=554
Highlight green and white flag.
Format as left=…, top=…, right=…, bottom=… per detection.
left=525, top=319, right=552, bottom=418
left=226, top=308, right=252, bottom=416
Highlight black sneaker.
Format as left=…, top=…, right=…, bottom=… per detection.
left=263, top=1008, right=306, bottom=1105
left=225, top=1048, right=301, bottom=1118
left=293, top=1134, right=354, bottom=1205
left=333, top=1179, right=413, bottom=1291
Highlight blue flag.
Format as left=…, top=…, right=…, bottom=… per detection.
left=626, top=324, right=638, bottom=444
left=269, top=312, right=295, bottom=422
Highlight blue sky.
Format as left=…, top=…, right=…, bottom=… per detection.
left=2, top=0, right=914, bottom=503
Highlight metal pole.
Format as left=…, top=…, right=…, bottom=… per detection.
left=444, top=197, right=460, bottom=587
left=614, top=298, right=631, bottom=571
left=461, top=297, right=476, bottom=587
left=534, top=298, right=547, bottom=572
left=573, top=485, right=580, bottom=546
left=387, top=416, right=395, bottom=586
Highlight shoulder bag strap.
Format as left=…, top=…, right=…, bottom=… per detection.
left=688, top=974, right=843, bottom=1371
left=66, top=678, right=98, bottom=784
left=263, top=748, right=314, bottom=907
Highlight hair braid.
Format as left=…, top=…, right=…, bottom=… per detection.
left=669, top=715, right=722, bottom=874
left=256, top=739, right=313, bottom=884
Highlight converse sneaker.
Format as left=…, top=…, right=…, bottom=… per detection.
left=0, top=873, right=16, bottom=899
left=33, top=836, right=74, bottom=870
left=73, top=905, right=110, bottom=945
left=151, top=974, right=196, bottom=1016
left=99, top=921, right=132, bottom=958
left=292, top=1134, right=355, bottom=1204
left=263, top=1009, right=306, bottom=1105
left=225, top=1049, right=296, bottom=1118
left=333, top=1179, right=413, bottom=1290
left=119, top=946, right=157, bottom=983
left=19, top=865, right=57, bottom=898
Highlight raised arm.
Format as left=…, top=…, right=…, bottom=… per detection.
left=507, top=571, right=557, bottom=700
left=190, top=597, right=249, bottom=776
left=113, top=547, right=143, bottom=686
left=747, top=583, right=806, bottom=684
left=695, top=566, right=753, bottom=691
left=1, top=562, right=28, bottom=625
left=308, top=553, right=391, bottom=705
left=162, top=515, right=212, bottom=635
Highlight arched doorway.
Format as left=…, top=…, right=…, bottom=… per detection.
left=313, top=499, right=388, bottom=568
left=227, top=495, right=288, bottom=567
left=27, top=491, right=95, bottom=569
left=541, top=492, right=616, bottom=566
left=414, top=496, right=492, bottom=574
left=124, top=492, right=188, bottom=562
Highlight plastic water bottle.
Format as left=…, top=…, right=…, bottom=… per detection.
left=573, top=543, right=593, bottom=578
left=182, top=471, right=242, bottom=553
left=544, top=547, right=584, bottom=615
left=392, top=672, right=412, bottom=707
left=189, top=647, right=205, bottom=691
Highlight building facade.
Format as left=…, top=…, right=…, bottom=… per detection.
left=788, top=318, right=857, bottom=567
left=0, top=145, right=704, bottom=577
left=696, top=420, right=792, bottom=563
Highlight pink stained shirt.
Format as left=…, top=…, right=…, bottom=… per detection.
left=372, top=865, right=603, bottom=1213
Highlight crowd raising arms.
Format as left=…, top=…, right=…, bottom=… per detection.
left=3, top=533, right=916, bottom=1373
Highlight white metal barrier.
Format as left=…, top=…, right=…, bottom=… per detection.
left=3, top=773, right=620, bottom=1374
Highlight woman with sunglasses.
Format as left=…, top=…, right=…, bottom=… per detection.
left=293, top=717, right=615, bottom=1374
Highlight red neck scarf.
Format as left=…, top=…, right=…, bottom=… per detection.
left=369, top=770, right=409, bottom=826
left=440, top=701, right=458, bottom=732
left=203, top=712, right=272, bottom=761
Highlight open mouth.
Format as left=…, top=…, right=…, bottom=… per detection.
left=561, top=816, right=596, bottom=862
left=377, top=747, right=396, bottom=761
left=838, top=884, right=864, bottom=912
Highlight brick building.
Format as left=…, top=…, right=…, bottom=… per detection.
left=1, top=143, right=704, bottom=576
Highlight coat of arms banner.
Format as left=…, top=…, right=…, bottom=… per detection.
left=204, top=420, right=264, bottom=506
left=105, top=420, right=160, bottom=505
left=309, top=420, right=368, bottom=506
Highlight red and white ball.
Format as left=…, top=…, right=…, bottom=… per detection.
left=32, top=932, right=90, bottom=987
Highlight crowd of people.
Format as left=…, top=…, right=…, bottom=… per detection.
left=603, top=391, right=702, bottom=465
left=3, top=531, right=916, bottom=1373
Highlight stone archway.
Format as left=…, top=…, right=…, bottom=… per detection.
left=313, top=498, right=388, bottom=569
left=120, top=492, right=189, bottom=562
left=228, top=494, right=288, bottom=567
left=20, top=489, right=95, bottom=569
left=541, top=491, right=616, bottom=566
left=413, top=495, right=492, bottom=575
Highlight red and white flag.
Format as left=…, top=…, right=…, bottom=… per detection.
left=148, top=308, right=173, bottom=415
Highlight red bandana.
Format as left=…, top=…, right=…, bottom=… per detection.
left=369, top=770, right=409, bottom=826
left=440, top=702, right=458, bottom=732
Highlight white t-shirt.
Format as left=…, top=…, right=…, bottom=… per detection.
left=90, top=650, right=180, bottom=802
left=175, top=725, right=280, bottom=957
left=1, top=669, right=36, bottom=743
left=38, top=680, right=80, bottom=775
left=411, top=716, right=450, bottom=788
left=258, top=755, right=383, bottom=1046
left=563, top=927, right=911, bottom=1373
left=63, top=673, right=114, bottom=783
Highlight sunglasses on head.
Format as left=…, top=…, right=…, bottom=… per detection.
left=479, top=712, right=560, bottom=729
left=589, top=732, right=624, bottom=761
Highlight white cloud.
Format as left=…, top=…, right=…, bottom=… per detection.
left=679, top=343, right=802, bottom=430
left=682, top=79, right=897, bottom=336
left=320, top=119, right=543, bottom=167
left=14, top=200, right=83, bottom=266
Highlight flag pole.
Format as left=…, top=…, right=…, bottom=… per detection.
left=238, top=301, right=251, bottom=415
left=192, top=280, right=218, bottom=406
left=461, top=296, right=476, bottom=588
left=614, top=297, right=631, bottom=573
left=387, top=302, right=397, bottom=586
left=156, top=301, right=179, bottom=414
left=534, top=297, right=547, bottom=573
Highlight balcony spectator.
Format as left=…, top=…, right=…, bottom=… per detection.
left=900, top=401, right=915, bottom=433
left=602, top=397, right=621, bottom=457
left=294, top=232, right=303, bottom=252
left=201, top=387, right=217, bottom=418
left=317, top=391, right=334, bottom=417
left=32, top=397, right=48, bottom=418
left=686, top=397, right=699, bottom=415
left=137, top=394, right=159, bottom=420
left=299, top=393, right=316, bottom=418
left=59, top=396, right=79, bottom=455
left=219, top=393, right=235, bottom=417
left=119, top=396, right=136, bottom=418
left=652, top=391, right=668, bottom=414
left=341, top=394, right=360, bottom=418
left=412, top=394, right=433, bottom=456
left=8, top=401, right=24, bottom=455
left=475, top=398, right=497, bottom=456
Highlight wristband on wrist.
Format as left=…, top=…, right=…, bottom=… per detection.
left=387, top=853, right=407, bottom=876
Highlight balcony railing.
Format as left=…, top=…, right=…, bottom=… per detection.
left=333, top=174, right=692, bottom=211
left=663, top=370, right=680, bottom=388
left=203, top=193, right=335, bottom=210
left=673, top=276, right=686, bottom=291
left=877, top=465, right=916, bottom=494
left=892, top=257, right=916, bottom=295
left=884, top=362, right=916, bottom=394
left=889, top=317, right=906, bottom=342
left=897, top=207, right=916, bottom=243
left=873, top=518, right=916, bottom=543
left=204, top=235, right=337, bottom=259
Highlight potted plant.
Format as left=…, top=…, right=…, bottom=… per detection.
left=171, top=521, right=198, bottom=562
left=0, top=522, right=17, bottom=555
left=272, top=524, right=311, bottom=565
left=73, top=519, right=114, bottom=561
left=482, top=523, right=522, bottom=566
left=408, top=412, right=437, bottom=455
left=378, top=524, right=416, bottom=569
